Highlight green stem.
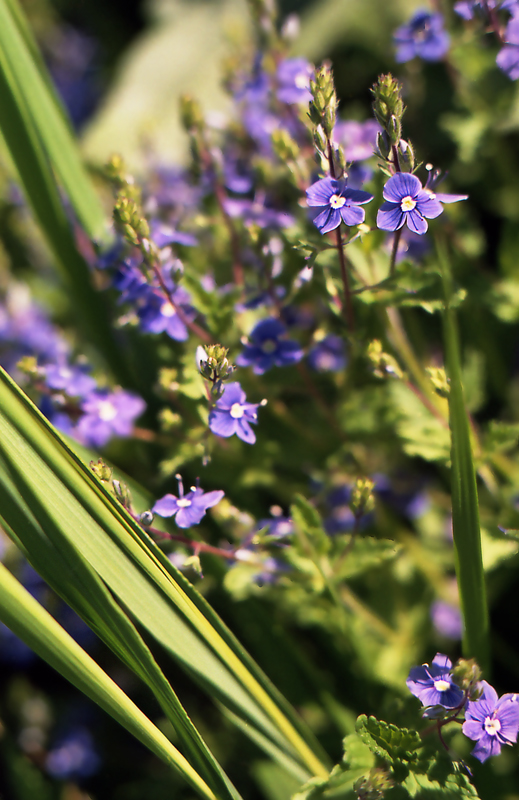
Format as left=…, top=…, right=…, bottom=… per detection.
left=438, top=238, right=489, bottom=674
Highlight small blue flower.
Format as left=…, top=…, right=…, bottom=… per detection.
left=152, top=476, right=224, bottom=529
left=77, top=389, right=146, bottom=448
left=236, top=318, right=303, bottom=374
left=44, top=362, right=97, bottom=398
left=394, top=10, right=450, bottom=63
left=377, top=173, right=467, bottom=235
left=333, top=120, right=380, bottom=162
left=463, top=681, right=519, bottom=762
left=455, top=0, right=517, bottom=20
left=46, top=727, right=101, bottom=780
left=306, top=177, right=373, bottom=234
left=497, top=15, right=519, bottom=79
left=406, top=653, right=464, bottom=709
left=307, top=335, right=347, bottom=373
left=430, top=601, right=463, bottom=640
left=209, top=382, right=260, bottom=444
left=276, top=58, right=313, bottom=105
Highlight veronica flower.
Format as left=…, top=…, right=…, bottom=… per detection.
left=276, top=58, right=313, bottom=104
left=497, top=15, right=519, bottom=79
left=77, top=389, right=145, bottom=448
left=455, top=0, right=518, bottom=20
left=152, top=476, right=224, bottom=529
left=209, top=382, right=261, bottom=444
left=463, top=681, right=519, bottom=762
left=236, top=318, right=303, bottom=374
left=406, top=653, right=465, bottom=708
left=306, top=177, right=373, bottom=234
left=377, top=172, right=467, bottom=235
left=394, top=10, right=450, bottom=62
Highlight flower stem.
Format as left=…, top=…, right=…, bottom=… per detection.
left=389, top=228, right=402, bottom=277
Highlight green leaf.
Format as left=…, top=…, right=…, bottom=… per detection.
left=291, top=494, right=331, bottom=556
left=0, top=561, right=218, bottom=800
left=389, top=382, right=451, bottom=464
left=0, top=365, right=329, bottom=782
left=335, top=537, right=402, bottom=581
left=439, top=240, right=490, bottom=673
left=355, top=716, right=421, bottom=764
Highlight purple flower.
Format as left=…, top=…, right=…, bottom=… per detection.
left=223, top=196, right=294, bottom=229
left=236, top=318, right=303, bottom=374
left=306, top=177, right=373, bottom=234
left=497, top=15, right=519, bottom=79
left=276, top=58, right=313, bottom=105
left=430, top=601, right=463, bottom=640
left=455, top=0, right=517, bottom=20
left=150, top=220, right=197, bottom=248
left=406, top=653, right=464, bottom=709
left=137, top=287, right=194, bottom=341
left=44, top=362, right=97, bottom=398
left=463, top=681, right=519, bottom=762
left=256, top=515, right=294, bottom=539
left=377, top=173, right=467, bottom=235
left=307, top=335, right=347, bottom=373
left=152, top=476, right=224, bottom=529
left=394, top=10, right=450, bottom=62
left=388, top=228, right=431, bottom=263
left=209, top=382, right=260, bottom=444
left=76, top=389, right=146, bottom=448
left=333, top=120, right=381, bottom=162
left=46, top=728, right=100, bottom=780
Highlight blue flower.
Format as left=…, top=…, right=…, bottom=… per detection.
left=455, top=0, right=517, bottom=20
left=430, top=601, right=463, bottom=640
left=137, top=288, right=194, bottom=341
left=463, top=681, right=519, bottom=762
left=333, top=120, right=380, bottom=162
left=46, top=727, right=101, bottom=780
left=307, top=335, right=347, bottom=373
left=497, top=15, right=519, bottom=79
left=276, top=58, right=313, bottom=105
left=394, top=10, right=450, bottom=63
left=236, top=318, right=303, bottom=374
left=44, top=362, right=97, bottom=398
left=209, top=382, right=260, bottom=444
left=406, top=653, right=465, bottom=709
left=377, top=173, right=467, bottom=235
left=77, top=389, right=146, bottom=448
left=152, top=476, right=224, bottom=528
left=306, top=177, right=373, bottom=234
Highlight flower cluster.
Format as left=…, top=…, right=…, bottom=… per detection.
left=407, top=654, right=519, bottom=762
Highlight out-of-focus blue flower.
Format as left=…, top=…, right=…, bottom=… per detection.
left=45, top=26, right=99, bottom=130
left=387, top=228, right=431, bottom=263
left=44, top=362, right=97, bottom=398
left=137, top=287, right=194, bottom=341
left=324, top=486, right=355, bottom=534
left=236, top=318, right=303, bottom=374
left=276, top=58, right=313, bottom=104
left=209, top=382, right=260, bottom=444
left=256, top=516, right=294, bottom=539
left=455, top=0, right=517, bottom=19
left=46, top=727, right=101, bottom=780
left=431, top=601, right=463, bottom=640
left=463, top=681, right=519, bottom=762
left=377, top=173, right=466, bottom=235
left=406, top=653, right=464, bottom=709
left=497, top=15, right=519, bottom=78
left=223, top=196, right=295, bottom=229
left=333, top=120, right=380, bottom=162
left=308, top=335, right=347, bottom=372
left=153, top=476, right=224, bottom=528
left=77, top=389, right=145, bottom=448
left=150, top=220, right=197, bottom=248
left=394, top=10, right=450, bottom=63
left=306, top=177, right=373, bottom=234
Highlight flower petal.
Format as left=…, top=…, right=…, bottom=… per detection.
left=236, top=419, right=257, bottom=444
left=209, top=408, right=237, bottom=438
left=377, top=204, right=405, bottom=232
left=406, top=208, right=428, bottom=235
left=152, top=494, right=180, bottom=517
left=340, top=205, right=365, bottom=226
left=306, top=177, right=337, bottom=206
left=383, top=173, right=422, bottom=203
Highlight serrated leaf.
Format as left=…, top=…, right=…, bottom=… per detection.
left=291, top=495, right=331, bottom=555
left=355, top=716, right=421, bottom=763
left=335, top=537, right=401, bottom=580
left=389, top=382, right=450, bottom=464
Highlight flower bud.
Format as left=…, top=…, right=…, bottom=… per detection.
left=350, top=477, right=376, bottom=518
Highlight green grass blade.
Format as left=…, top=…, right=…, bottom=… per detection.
left=0, top=0, right=106, bottom=240
left=0, top=560, right=218, bottom=800
left=0, top=366, right=328, bottom=779
left=439, top=239, right=490, bottom=674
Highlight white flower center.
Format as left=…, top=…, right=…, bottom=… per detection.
left=401, top=195, right=417, bottom=212
left=295, top=74, right=308, bottom=89
left=330, top=194, right=346, bottom=209
left=98, top=401, right=117, bottom=422
left=230, top=403, right=245, bottom=419
left=433, top=679, right=451, bottom=693
left=161, top=301, right=176, bottom=318
left=261, top=339, right=277, bottom=354
left=484, top=716, right=501, bottom=736
left=176, top=498, right=192, bottom=508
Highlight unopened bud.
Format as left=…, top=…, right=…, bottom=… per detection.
left=367, top=340, right=404, bottom=380
left=426, top=366, right=450, bottom=397
left=350, top=477, right=375, bottom=518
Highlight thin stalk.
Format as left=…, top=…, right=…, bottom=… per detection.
left=326, top=138, right=355, bottom=331
left=438, top=238, right=489, bottom=674
left=389, top=228, right=403, bottom=277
